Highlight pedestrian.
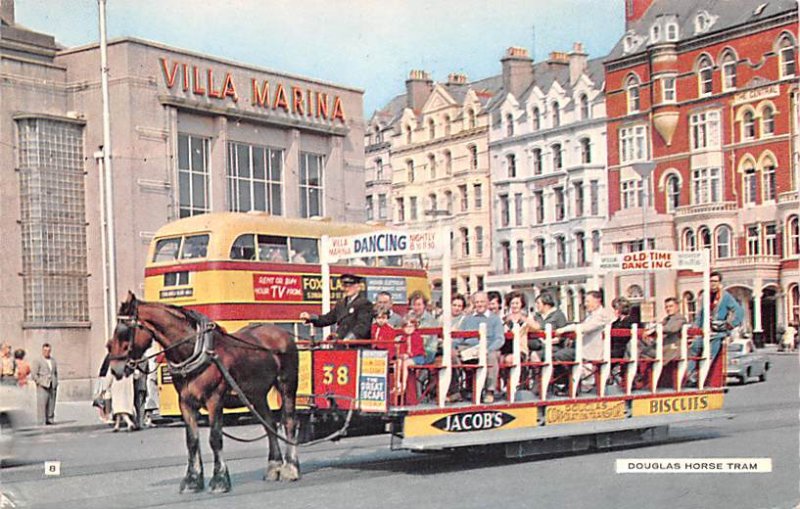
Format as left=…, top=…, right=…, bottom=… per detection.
left=782, top=322, right=797, bottom=353
left=107, top=370, right=137, bottom=432
left=300, top=274, right=373, bottom=340
left=142, top=344, right=161, bottom=427
left=14, top=349, right=30, bottom=387
left=0, top=342, right=16, bottom=386
left=31, top=342, right=58, bottom=425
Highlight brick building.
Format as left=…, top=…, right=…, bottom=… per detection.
left=603, top=0, right=799, bottom=342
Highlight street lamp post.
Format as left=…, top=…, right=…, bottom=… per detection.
left=633, top=161, right=657, bottom=320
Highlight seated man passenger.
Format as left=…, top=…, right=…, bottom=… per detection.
left=453, top=292, right=505, bottom=403
left=525, top=292, right=567, bottom=361
left=555, top=291, right=613, bottom=384
left=641, top=297, right=687, bottom=362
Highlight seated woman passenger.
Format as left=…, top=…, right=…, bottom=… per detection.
left=501, top=291, right=527, bottom=364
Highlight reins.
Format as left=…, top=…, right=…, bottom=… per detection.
left=116, top=309, right=353, bottom=448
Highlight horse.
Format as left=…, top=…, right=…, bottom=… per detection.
left=107, top=291, right=300, bottom=493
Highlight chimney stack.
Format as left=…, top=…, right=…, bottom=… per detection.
left=568, top=42, right=588, bottom=84
left=625, top=0, right=655, bottom=29
left=447, top=72, right=468, bottom=86
left=501, top=46, right=534, bottom=99
left=1, top=0, right=14, bottom=25
left=405, top=70, right=433, bottom=111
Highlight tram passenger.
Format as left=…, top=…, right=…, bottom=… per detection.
left=487, top=291, right=503, bottom=316
left=555, top=291, right=613, bottom=385
left=375, top=291, right=403, bottom=328
left=300, top=274, right=373, bottom=340
left=610, top=297, right=636, bottom=359
left=686, top=271, right=744, bottom=386
left=458, top=292, right=505, bottom=403
left=642, top=297, right=686, bottom=361
left=407, top=291, right=439, bottom=363
left=450, top=294, right=467, bottom=331
left=371, top=310, right=399, bottom=360
left=525, top=292, right=568, bottom=361
left=397, top=317, right=425, bottom=395
left=501, top=291, right=528, bottom=363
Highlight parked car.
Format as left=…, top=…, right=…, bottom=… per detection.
left=0, top=384, right=34, bottom=465
left=726, top=339, right=769, bottom=385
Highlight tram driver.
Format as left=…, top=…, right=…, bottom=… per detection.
left=300, top=274, right=373, bottom=340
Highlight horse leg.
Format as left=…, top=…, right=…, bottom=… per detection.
left=207, top=394, right=231, bottom=493
left=253, top=395, right=283, bottom=481
left=178, top=398, right=204, bottom=493
left=278, top=369, right=301, bottom=481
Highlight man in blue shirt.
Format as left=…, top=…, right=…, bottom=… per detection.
left=456, top=291, right=505, bottom=403
left=687, top=271, right=744, bottom=385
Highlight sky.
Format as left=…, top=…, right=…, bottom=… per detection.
left=15, top=0, right=625, bottom=116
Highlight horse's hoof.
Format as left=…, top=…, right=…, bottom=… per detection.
left=179, top=475, right=205, bottom=494
left=209, top=472, right=231, bottom=494
left=264, top=461, right=282, bottom=482
left=279, top=463, right=301, bottom=482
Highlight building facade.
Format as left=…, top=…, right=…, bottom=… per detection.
left=604, top=0, right=799, bottom=340
left=368, top=70, right=501, bottom=297
left=486, top=45, right=608, bottom=321
left=0, top=3, right=364, bottom=398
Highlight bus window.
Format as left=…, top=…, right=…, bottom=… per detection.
left=289, top=237, right=319, bottom=264
left=230, top=234, right=256, bottom=260
left=181, top=234, right=209, bottom=259
left=153, top=237, right=181, bottom=262
left=258, top=235, right=288, bottom=262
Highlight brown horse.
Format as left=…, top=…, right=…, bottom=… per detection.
left=107, top=292, right=300, bottom=493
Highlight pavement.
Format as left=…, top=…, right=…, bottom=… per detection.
left=21, top=345, right=794, bottom=436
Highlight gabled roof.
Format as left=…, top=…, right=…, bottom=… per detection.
left=606, top=0, right=797, bottom=61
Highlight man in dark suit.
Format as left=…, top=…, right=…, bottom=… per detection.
left=31, top=342, right=58, bottom=425
left=300, top=274, right=373, bottom=340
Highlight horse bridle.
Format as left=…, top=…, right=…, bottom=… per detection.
left=110, top=313, right=196, bottom=371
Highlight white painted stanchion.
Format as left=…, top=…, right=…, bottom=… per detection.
left=677, top=324, right=690, bottom=391
left=438, top=227, right=453, bottom=408
left=599, top=323, right=612, bottom=397
left=509, top=324, right=523, bottom=403
left=541, top=324, right=554, bottom=401
left=319, top=235, right=332, bottom=340
left=699, top=249, right=712, bottom=389
left=652, top=323, right=664, bottom=393
left=626, top=326, right=638, bottom=395
left=571, top=327, right=583, bottom=399
left=474, top=323, right=488, bottom=405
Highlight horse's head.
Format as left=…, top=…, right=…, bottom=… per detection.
left=107, top=291, right=153, bottom=379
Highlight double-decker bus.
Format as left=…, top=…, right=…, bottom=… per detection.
left=143, top=212, right=430, bottom=417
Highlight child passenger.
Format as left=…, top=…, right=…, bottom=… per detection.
left=398, top=317, right=426, bottom=393
left=371, top=310, right=398, bottom=359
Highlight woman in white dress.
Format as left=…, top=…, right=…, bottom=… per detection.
left=106, top=370, right=136, bottom=432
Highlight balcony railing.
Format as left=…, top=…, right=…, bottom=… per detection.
left=778, top=190, right=799, bottom=204
left=488, top=261, right=592, bottom=276
left=673, top=201, right=737, bottom=217
left=714, top=254, right=781, bottom=268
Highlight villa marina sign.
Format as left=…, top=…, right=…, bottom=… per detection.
left=326, top=230, right=443, bottom=261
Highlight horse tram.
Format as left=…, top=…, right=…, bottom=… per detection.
left=108, top=212, right=728, bottom=493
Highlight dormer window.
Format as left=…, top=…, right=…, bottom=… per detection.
left=532, top=107, right=541, bottom=130
left=651, top=24, right=661, bottom=43
left=506, top=113, right=515, bottom=137
left=696, top=13, right=709, bottom=32
left=428, top=118, right=436, bottom=139
left=551, top=102, right=561, bottom=128
left=405, top=125, right=412, bottom=144
left=666, top=22, right=679, bottom=41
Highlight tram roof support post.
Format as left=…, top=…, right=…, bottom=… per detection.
left=320, top=235, right=332, bottom=340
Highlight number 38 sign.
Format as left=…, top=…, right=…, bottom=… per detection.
left=312, top=350, right=359, bottom=409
